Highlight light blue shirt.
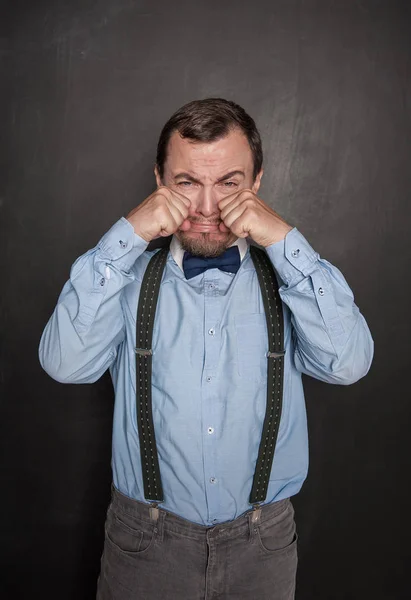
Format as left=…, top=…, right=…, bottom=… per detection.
left=39, top=217, right=374, bottom=526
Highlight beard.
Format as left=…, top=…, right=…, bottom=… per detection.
left=178, top=231, right=232, bottom=257
left=176, top=217, right=234, bottom=257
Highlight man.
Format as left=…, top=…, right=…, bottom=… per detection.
left=39, top=98, right=374, bottom=599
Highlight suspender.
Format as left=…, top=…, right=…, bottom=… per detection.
left=135, top=248, right=169, bottom=505
left=248, top=246, right=285, bottom=506
left=134, top=245, right=285, bottom=512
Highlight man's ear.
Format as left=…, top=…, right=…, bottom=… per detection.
left=154, top=165, right=162, bottom=188
left=252, top=168, right=263, bottom=194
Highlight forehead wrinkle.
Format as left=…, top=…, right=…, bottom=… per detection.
left=173, top=167, right=245, bottom=184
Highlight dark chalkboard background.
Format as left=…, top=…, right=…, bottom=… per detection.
left=1, top=1, right=410, bottom=598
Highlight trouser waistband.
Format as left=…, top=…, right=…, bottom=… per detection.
left=109, top=483, right=291, bottom=541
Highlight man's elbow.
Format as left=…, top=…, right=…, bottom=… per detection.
left=39, top=350, right=75, bottom=384
left=38, top=345, right=100, bottom=385
left=328, top=337, right=374, bottom=386
left=39, top=359, right=101, bottom=384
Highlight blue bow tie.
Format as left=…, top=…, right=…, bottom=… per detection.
left=182, top=246, right=241, bottom=280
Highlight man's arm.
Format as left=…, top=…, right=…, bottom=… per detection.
left=39, top=218, right=148, bottom=383
left=218, top=189, right=374, bottom=385
left=265, top=227, right=374, bottom=385
left=39, top=187, right=191, bottom=384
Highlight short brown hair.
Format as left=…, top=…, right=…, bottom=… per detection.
left=156, top=98, right=263, bottom=181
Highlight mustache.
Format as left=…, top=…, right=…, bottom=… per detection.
left=188, top=217, right=221, bottom=225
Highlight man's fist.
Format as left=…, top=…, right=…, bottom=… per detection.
left=218, top=189, right=293, bottom=247
left=127, top=187, right=191, bottom=242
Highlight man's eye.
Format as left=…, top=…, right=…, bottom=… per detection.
left=178, top=181, right=236, bottom=188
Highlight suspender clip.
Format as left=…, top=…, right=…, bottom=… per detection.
left=251, top=503, right=262, bottom=523
left=267, top=350, right=285, bottom=359
left=149, top=502, right=160, bottom=522
left=135, top=347, right=153, bottom=356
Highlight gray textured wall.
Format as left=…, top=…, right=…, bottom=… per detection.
left=1, top=1, right=410, bottom=598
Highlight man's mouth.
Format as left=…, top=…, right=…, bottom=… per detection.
left=188, top=222, right=221, bottom=232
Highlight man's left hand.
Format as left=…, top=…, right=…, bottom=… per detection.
left=218, top=189, right=293, bottom=247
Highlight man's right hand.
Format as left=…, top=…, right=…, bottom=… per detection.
left=126, top=186, right=191, bottom=242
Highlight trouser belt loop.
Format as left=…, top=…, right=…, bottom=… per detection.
left=248, top=503, right=262, bottom=542
left=148, top=502, right=165, bottom=543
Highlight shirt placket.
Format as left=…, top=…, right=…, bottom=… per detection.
left=202, top=273, right=222, bottom=525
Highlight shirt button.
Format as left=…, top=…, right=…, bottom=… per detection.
left=208, top=283, right=215, bottom=290
left=318, top=287, right=325, bottom=296
left=210, top=477, right=217, bottom=484
left=291, top=249, right=300, bottom=258
left=119, top=240, right=127, bottom=249
left=206, top=376, right=212, bottom=382
left=207, top=427, right=214, bottom=434
left=208, top=328, right=215, bottom=336
left=212, top=518, right=218, bottom=523
left=99, top=277, right=105, bottom=286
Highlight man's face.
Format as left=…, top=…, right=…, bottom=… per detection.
left=155, top=127, right=263, bottom=257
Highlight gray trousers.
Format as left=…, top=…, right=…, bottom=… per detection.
left=96, top=485, right=298, bottom=600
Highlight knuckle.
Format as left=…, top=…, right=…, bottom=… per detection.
left=153, top=205, right=167, bottom=220
left=155, top=186, right=170, bottom=200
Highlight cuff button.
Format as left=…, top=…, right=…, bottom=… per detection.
left=318, top=287, right=324, bottom=296
left=119, top=240, right=127, bottom=249
left=291, top=249, right=300, bottom=257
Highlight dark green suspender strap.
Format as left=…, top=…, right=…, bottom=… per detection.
left=135, top=247, right=169, bottom=507
left=248, top=245, right=285, bottom=510
left=134, top=245, right=285, bottom=516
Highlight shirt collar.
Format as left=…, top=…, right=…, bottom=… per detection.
left=170, top=235, right=248, bottom=273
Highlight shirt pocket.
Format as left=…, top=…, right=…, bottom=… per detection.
left=235, top=313, right=268, bottom=382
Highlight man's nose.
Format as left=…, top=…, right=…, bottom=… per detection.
left=193, top=186, right=219, bottom=217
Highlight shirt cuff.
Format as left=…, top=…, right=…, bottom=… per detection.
left=265, top=227, right=320, bottom=284
left=97, top=217, right=149, bottom=270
